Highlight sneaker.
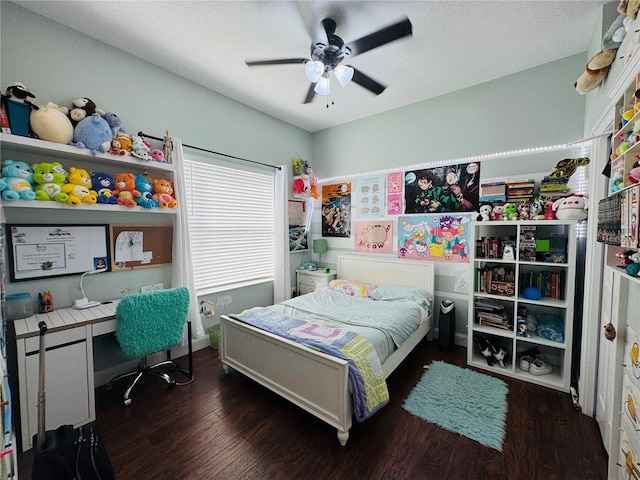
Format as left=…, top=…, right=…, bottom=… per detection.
left=529, top=358, right=553, bottom=375
left=519, top=355, right=535, bottom=371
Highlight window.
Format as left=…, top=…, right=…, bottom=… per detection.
left=184, top=156, right=275, bottom=295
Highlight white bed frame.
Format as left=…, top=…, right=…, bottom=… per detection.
left=220, top=254, right=435, bottom=446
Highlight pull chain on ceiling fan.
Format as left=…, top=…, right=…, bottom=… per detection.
left=246, top=16, right=412, bottom=105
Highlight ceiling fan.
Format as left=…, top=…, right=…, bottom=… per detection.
left=245, top=16, right=412, bottom=105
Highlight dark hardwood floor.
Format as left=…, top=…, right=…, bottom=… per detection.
left=18, top=340, right=607, bottom=479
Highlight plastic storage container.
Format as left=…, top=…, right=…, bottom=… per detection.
left=208, top=324, right=220, bottom=349
left=6, top=293, right=33, bottom=320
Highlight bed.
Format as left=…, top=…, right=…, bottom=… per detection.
left=219, top=254, right=435, bottom=446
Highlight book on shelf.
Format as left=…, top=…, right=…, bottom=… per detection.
left=480, top=181, right=506, bottom=202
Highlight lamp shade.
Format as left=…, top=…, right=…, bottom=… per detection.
left=305, top=61, right=324, bottom=83
left=313, top=239, right=328, bottom=254
left=334, top=65, right=354, bottom=87
left=314, top=75, right=331, bottom=96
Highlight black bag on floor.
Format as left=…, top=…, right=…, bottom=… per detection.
left=32, top=321, right=115, bottom=480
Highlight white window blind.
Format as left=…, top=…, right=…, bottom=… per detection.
left=184, top=158, right=275, bottom=295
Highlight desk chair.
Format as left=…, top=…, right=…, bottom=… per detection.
left=106, top=286, right=193, bottom=406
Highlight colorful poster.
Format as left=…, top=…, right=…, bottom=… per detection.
left=387, top=172, right=403, bottom=215
left=404, top=162, right=480, bottom=214
left=322, top=182, right=351, bottom=237
left=354, top=221, right=393, bottom=253
left=387, top=193, right=403, bottom=215
left=356, top=175, right=385, bottom=218
left=398, top=213, right=472, bottom=263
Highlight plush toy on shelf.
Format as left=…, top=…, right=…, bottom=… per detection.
left=0, top=159, right=36, bottom=201
left=91, top=172, right=118, bottom=204
left=29, top=102, right=74, bottom=144
left=626, top=252, right=640, bottom=277
left=151, top=177, right=178, bottom=208
left=102, top=112, right=122, bottom=137
left=67, top=97, right=104, bottom=127
left=134, top=174, right=158, bottom=209
left=130, top=134, right=151, bottom=160
left=70, top=113, right=112, bottom=156
left=61, top=166, right=98, bottom=206
left=109, top=133, right=132, bottom=155
left=112, top=172, right=141, bottom=208
left=553, top=194, right=588, bottom=221
left=32, top=162, right=68, bottom=202
left=150, top=149, right=165, bottom=162
left=503, top=203, right=518, bottom=220
left=477, top=204, right=492, bottom=221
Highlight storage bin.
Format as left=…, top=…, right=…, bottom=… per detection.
left=5, top=99, right=31, bottom=136
left=208, top=324, right=220, bottom=349
left=6, top=293, right=33, bottom=320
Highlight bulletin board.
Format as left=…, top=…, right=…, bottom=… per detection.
left=6, top=224, right=110, bottom=282
left=110, top=224, right=173, bottom=270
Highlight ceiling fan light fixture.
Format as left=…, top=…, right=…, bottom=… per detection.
left=314, top=75, right=331, bottom=96
left=305, top=61, right=324, bottom=83
left=334, top=65, right=354, bottom=87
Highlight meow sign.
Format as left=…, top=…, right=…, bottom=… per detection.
left=354, top=221, right=393, bottom=253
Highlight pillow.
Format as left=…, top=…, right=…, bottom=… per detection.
left=369, top=285, right=432, bottom=310
left=328, top=279, right=376, bottom=298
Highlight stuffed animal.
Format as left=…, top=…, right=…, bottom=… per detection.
left=629, top=160, right=640, bottom=184
left=517, top=202, right=531, bottom=220
left=134, top=175, right=158, bottom=209
left=130, top=134, right=151, bottom=160
left=503, top=203, right=518, bottom=220
left=70, top=113, right=112, bottom=156
left=61, top=167, right=97, bottom=206
left=491, top=204, right=504, bottom=221
left=113, top=172, right=140, bottom=207
left=91, top=172, right=118, bottom=204
left=477, top=204, right=492, bottom=221
left=110, top=133, right=132, bottom=155
left=32, top=162, right=68, bottom=202
left=150, top=149, right=165, bottom=162
left=0, top=159, right=36, bottom=201
left=553, top=194, right=588, bottom=220
left=29, top=102, right=74, bottom=144
left=151, top=178, right=178, bottom=208
left=544, top=201, right=556, bottom=220
left=102, top=112, right=122, bottom=137
left=530, top=198, right=545, bottom=220
left=68, top=97, right=104, bottom=126
left=5, top=83, right=37, bottom=109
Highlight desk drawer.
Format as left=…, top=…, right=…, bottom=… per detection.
left=299, top=275, right=330, bottom=288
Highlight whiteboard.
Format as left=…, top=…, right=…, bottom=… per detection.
left=7, top=224, right=110, bottom=281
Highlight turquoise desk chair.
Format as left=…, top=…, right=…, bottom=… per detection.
left=107, top=286, right=193, bottom=406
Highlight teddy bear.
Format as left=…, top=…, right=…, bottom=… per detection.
left=503, top=203, right=518, bottom=220
left=0, top=159, right=36, bottom=201
left=68, top=97, right=104, bottom=127
left=29, top=102, right=74, bottom=144
left=61, top=166, right=98, bottom=206
left=151, top=177, right=178, bottom=208
left=70, top=113, right=112, bottom=156
left=91, top=172, right=118, bottom=204
left=553, top=194, right=588, bottom=221
left=112, top=172, right=141, bottom=208
left=32, top=162, right=69, bottom=202
left=134, top=175, right=158, bottom=209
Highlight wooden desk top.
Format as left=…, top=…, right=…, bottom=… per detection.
left=12, top=301, right=119, bottom=339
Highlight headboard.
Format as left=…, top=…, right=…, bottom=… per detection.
left=337, top=254, right=435, bottom=298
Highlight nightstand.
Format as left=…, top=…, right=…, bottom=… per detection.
left=296, top=268, right=337, bottom=295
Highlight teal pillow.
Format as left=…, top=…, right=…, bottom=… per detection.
left=369, top=285, right=432, bottom=310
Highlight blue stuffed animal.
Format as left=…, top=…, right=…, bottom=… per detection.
left=91, top=171, right=118, bottom=204
left=69, top=113, right=112, bottom=156
left=0, top=159, right=36, bottom=201
left=134, top=174, right=159, bottom=209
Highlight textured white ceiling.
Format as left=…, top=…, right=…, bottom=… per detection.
left=15, top=1, right=609, bottom=132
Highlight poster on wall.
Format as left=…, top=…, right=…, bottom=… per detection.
left=356, top=175, right=385, bottom=218
left=354, top=221, right=393, bottom=253
left=398, top=214, right=472, bottom=263
left=322, top=182, right=351, bottom=237
left=288, top=199, right=308, bottom=252
left=404, top=162, right=480, bottom=214
left=387, top=172, right=403, bottom=215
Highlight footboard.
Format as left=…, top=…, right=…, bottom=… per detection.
left=219, top=315, right=353, bottom=446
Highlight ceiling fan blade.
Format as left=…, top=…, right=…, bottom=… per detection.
left=246, top=58, right=308, bottom=66
left=303, top=84, right=316, bottom=104
left=346, top=17, right=412, bottom=57
left=296, top=3, right=328, bottom=46
left=351, top=68, right=387, bottom=95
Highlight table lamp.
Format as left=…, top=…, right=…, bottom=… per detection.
left=313, top=239, right=328, bottom=267
left=73, top=268, right=107, bottom=309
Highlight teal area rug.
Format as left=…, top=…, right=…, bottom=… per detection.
left=403, top=361, right=508, bottom=451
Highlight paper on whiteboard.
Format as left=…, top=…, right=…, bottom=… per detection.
left=115, top=231, right=144, bottom=262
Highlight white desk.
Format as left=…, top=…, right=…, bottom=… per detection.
left=13, top=302, right=119, bottom=451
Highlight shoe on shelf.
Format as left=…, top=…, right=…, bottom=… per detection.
left=474, top=335, right=495, bottom=366
left=519, top=355, right=535, bottom=371
left=529, top=358, right=553, bottom=375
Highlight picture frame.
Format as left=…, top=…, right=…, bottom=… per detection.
left=289, top=199, right=308, bottom=252
left=6, top=224, right=111, bottom=282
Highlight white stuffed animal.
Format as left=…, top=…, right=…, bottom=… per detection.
left=553, top=194, right=588, bottom=221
